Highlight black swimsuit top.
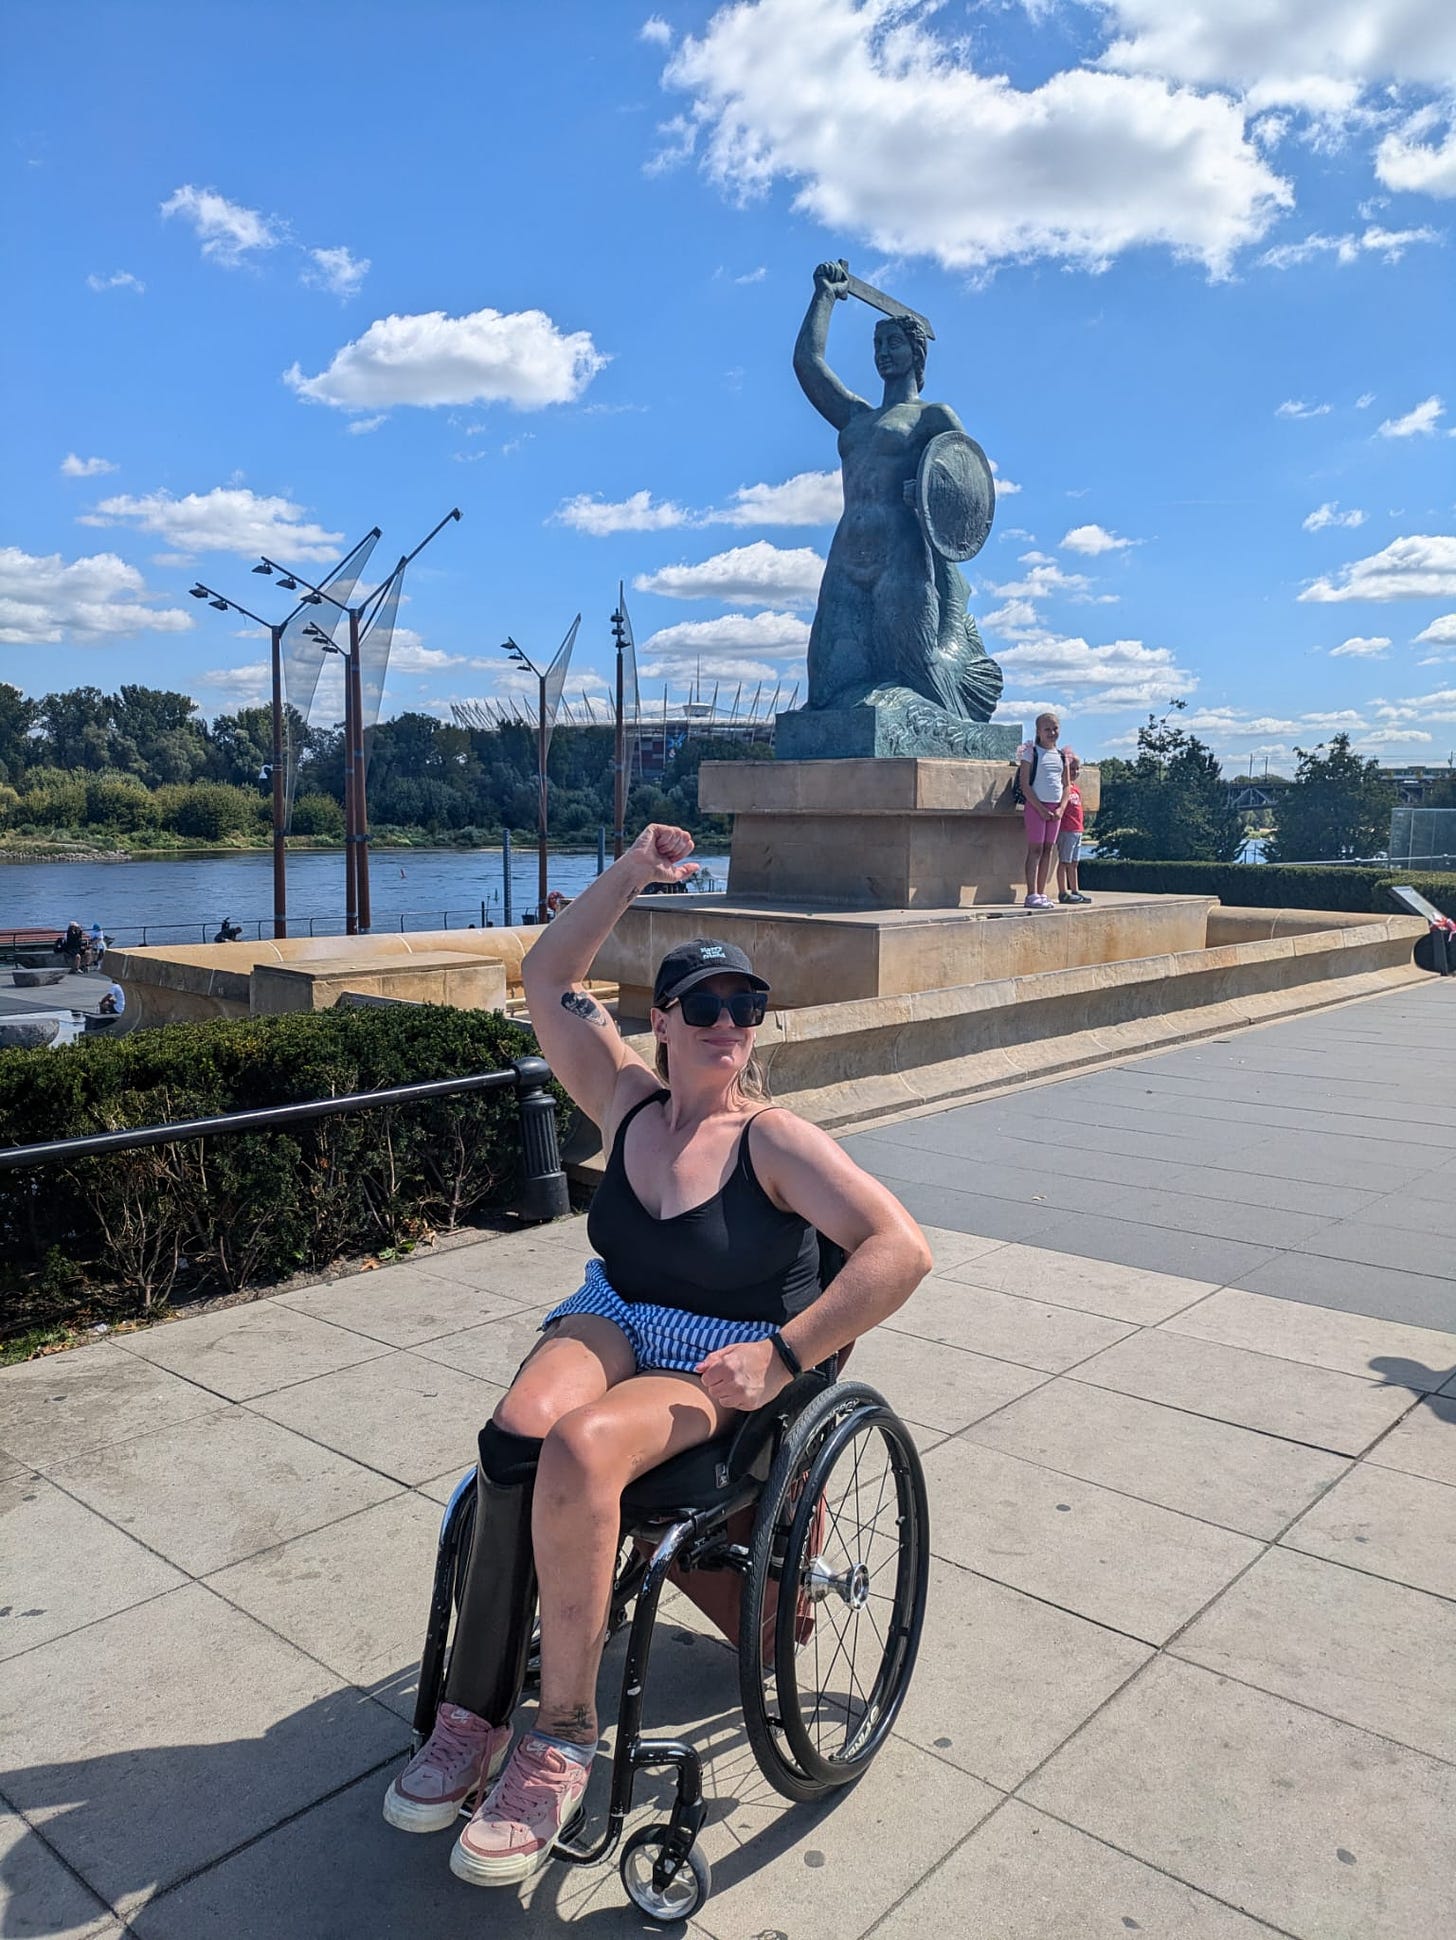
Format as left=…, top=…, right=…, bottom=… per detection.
left=586, top=1089, right=821, bottom=1325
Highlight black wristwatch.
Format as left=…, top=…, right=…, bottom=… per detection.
left=770, top=1331, right=803, bottom=1379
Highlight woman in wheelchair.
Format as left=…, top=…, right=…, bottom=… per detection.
left=384, top=822, right=933, bottom=1897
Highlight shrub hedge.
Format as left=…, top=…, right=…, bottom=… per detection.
left=1078, top=859, right=1456, bottom=919
left=0, top=1004, right=566, bottom=1342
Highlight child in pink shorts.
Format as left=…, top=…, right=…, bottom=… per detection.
left=1018, top=713, right=1073, bottom=909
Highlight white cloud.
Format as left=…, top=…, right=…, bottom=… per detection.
left=1329, top=635, right=1392, bottom=657
left=0, top=546, right=194, bottom=645
left=639, top=610, right=811, bottom=659
left=388, top=637, right=464, bottom=674
left=1376, top=108, right=1456, bottom=199
left=302, top=245, right=370, bottom=298
left=79, top=486, right=344, bottom=563
left=285, top=306, right=606, bottom=412
left=1356, top=392, right=1376, bottom=409
left=1378, top=394, right=1445, bottom=438
left=1303, top=502, right=1366, bottom=532
left=639, top=14, right=672, bottom=45
left=1061, top=523, right=1137, bottom=555
left=660, top=0, right=1289, bottom=277
left=1092, top=0, right=1456, bottom=111
left=345, top=415, right=387, bottom=436
left=200, top=662, right=270, bottom=702
left=994, top=631, right=1194, bottom=709
left=989, top=461, right=1022, bottom=496
left=1275, top=398, right=1331, bottom=418
left=634, top=541, right=824, bottom=606
left=715, top=469, right=842, bottom=525
left=981, top=597, right=1042, bottom=636
left=1258, top=225, right=1440, bottom=269
left=1300, top=534, right=1456, bottom=602
left=734, top=265, right=768, bottom=283
left=59, top=453, right=117, bottom=479
left=1414, top=614, right=1456, bottom=644
left=86, top=269, right=144, bottom=294
left=160, top=184, right=283, bottom=265
left=985, top=561, right=1095, bottom=601
left=552, top=490, right=692, bottom=535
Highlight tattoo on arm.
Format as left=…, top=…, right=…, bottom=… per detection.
left=561, top=990, right=608, bottom=1027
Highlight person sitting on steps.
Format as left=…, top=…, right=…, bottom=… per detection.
left=382, top=821, right=932, bottom=1890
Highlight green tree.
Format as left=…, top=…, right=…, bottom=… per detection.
left=1094, top=706, right=1245, bottom=862
left=167, top=781, right=267, bottom=841
left=0, top=683, right=38, bottom=785
left=85, top=773, right=161, bottom=832
left=289, top=791, right=345, bottom=838
left=1266, top=732, right=1398, bottom=862
left=37, top=688, right=113, bottom=771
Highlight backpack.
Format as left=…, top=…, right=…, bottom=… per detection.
left=1011, top=742, right=1041, bottom=808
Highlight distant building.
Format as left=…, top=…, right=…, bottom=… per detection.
left=450, top=685, right=792, bottom=783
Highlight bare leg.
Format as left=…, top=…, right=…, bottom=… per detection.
left=1056, top=848, right=1069, bottom=897
left=1024, top=841, right=1040, bottom=897
left=1035, top=842, right=1057, bottom=897
left=532, top=1373, right=731, bottom=1743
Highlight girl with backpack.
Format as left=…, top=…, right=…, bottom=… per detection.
left=1017, top=712, right=1074, bottom=909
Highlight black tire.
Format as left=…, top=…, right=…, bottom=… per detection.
left=619, top=1824, right=711, bottom=1921
left=737, top=1382, right=929, bottom=1801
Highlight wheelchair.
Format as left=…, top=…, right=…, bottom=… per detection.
left=411, top=1341, right=930, bottom=1922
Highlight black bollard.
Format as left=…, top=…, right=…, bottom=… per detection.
left=511, top=1056, right=570, bottom=1221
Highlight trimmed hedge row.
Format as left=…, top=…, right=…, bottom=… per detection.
left=1078, top=859, right=1456, bottom=919
left=0, top=1005, right=565, bottom=1341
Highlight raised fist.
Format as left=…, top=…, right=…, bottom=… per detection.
left=629, top=823, right=700, bottom=884
left=813, top=259, right=850, bottom=298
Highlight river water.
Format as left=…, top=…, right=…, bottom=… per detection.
left=0, top=847, right=730, bottom=948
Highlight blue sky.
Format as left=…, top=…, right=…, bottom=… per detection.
left=4, top=0, right=1454, bottom=769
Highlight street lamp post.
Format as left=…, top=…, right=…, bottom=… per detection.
left=187, top=587, right=295, bottom=939
left=610, top=594, right=627, bottom=860
left=502, top=638, right=550, bottom=921
left=260, top=508, right=461, bottom=936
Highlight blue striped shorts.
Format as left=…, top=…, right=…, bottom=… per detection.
left=541, top=1259, right=778, bottom=1374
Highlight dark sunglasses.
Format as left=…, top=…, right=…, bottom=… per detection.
left=671, top=989, right=767, bottom=1029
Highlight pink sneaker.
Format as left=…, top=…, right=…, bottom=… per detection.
left=450, top=1735, right=590, bottom=1887
left=383, top=1703, right=512, bottom=1833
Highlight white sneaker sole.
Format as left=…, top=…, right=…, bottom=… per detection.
left=449, top=1804, right=586, bottom=1887
left=382, top=1736, right=511, bottom=1834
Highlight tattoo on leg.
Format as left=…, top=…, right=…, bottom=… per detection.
left=540, top=1702, right=597, bottom=1744
left=561, top=990, right=608, bottom=1027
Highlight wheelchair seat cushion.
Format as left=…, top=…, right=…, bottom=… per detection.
left=619, top=1369, right=832, bottom=1519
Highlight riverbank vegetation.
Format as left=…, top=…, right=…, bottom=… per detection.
left=0, top=681, right=742, bottom=854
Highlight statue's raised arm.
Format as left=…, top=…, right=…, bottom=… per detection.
left=793, top=261, right=869, bottom=431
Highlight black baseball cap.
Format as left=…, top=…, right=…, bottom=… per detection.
left=652, top=938, right=769, bottom=1010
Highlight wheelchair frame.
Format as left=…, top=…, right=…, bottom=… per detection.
left=412, top=1371, right=929, bottom=1917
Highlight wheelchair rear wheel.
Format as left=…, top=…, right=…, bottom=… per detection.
left=737, top=1381, right=929, bottom=1802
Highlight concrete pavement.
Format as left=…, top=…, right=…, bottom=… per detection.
left=2, top=980, right=1453, bottom=1937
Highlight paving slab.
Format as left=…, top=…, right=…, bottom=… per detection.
left=835, top=1325, right=1047, bottom=1435
left=945, top=1241, right=1217, bottom=1325
left=1357, top=1185, right=1456, bottom=1242
left=914, top=1222, right=1007, bottom=1273
left=962, top=1378, right=1350, bottom=1539
left=114, top=1298, right=392, bottom=1401
left=886, top=1275, right=1136, bottom=1373
left=415, top=1233, right=593, bottom=1304
left=851, top=1175, right=1054, bottom=1246
left=873, top=1800, right=1284, bottom=1940
left=1023, top=1655, right=1456, bottom=1940
left=1231, top=1246, right=1456, bottom=1334
left=921, top=1438, right=1259, bottom=1644
left=1173, top=1545, right=1456, bottom=1764
left=1365, top=1391, right=1456, bottom=1485
left=891, top=1557, right=1150, bottom=1789
left=1281, top=1461, right=1456, bottom=1601
left=247, top=1350, right=504, bottom=1486
left=48, top=1406, right=399, bottom=1577
left=409, top=1310, right=546, bottom=1390
left=1017, top=1209, right=1278, bottom=1288
left=204, top=1491, right=442, bottom=1724
left=274, top=1261, right=528, bottom=1346
left=0, top=1582, right=405, bottom=1920
left=1165, top=1284, right=1456, bottom=1388
left=0, top=1474, right=185, bottom=1663
left=0, top=1810, right=121, bottom=1940
left=1073, top=1328, right=1422, bottom=1455
left=0, top=1339, right=220, bottom=1471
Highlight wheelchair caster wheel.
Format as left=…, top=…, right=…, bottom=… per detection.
left=619, top=1825, right=711, bottom=1921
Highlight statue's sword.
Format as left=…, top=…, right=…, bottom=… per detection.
left=835, top=260, right=936, bottom=340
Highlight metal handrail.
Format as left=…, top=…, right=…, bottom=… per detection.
left=0, top=1054, right=571, bottom=1221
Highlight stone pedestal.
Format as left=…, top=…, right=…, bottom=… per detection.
left=697, top=757, right=1099, bottom=910
left=775, top=706, right=1022, bottom=763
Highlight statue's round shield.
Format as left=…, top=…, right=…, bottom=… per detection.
left=916, top=431, right=995, bottom=562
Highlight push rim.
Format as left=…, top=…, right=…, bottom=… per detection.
left=773, top=1404, right=927, bottom=1785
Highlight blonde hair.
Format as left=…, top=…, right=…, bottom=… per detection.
left=654, top=1040, right=771, bottom=1105
left=1036, top=711, right=1060, bottom=735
